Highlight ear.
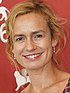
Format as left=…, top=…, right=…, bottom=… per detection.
left=52, top=39, right=57, bottom=47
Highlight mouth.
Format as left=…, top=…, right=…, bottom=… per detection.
left=23, top=52, right=43, bottom=61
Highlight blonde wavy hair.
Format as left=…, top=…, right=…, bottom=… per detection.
left=6, top=0, right=67, bottom=69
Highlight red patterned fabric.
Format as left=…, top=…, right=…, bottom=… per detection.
left=63, top=79, right=70, bottom=93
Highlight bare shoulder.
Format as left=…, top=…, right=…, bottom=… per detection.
left=67, top=73, right=70, bottom=79
left=20, top=84, right=31, bottom=93
left=62, top=71, right=70, bottom=78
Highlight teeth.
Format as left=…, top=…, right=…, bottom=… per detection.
left=25, top=54, right=41, bottom=59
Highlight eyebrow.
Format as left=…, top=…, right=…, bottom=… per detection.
left=13, top=34, right=25, bottom=39
left=13, top=30, right=46, bottom=38
left=32, top=30, right=46, bottom=34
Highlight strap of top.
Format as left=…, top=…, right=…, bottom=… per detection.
left=63, top=79, right=70, bottom=93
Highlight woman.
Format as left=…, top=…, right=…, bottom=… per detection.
left=6, top=0, right=70, bottom=93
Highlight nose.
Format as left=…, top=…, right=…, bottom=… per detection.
left=25, top=38, right=37, bottom=52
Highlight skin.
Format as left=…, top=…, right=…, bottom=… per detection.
left=12, top=13, right=70, bottom=93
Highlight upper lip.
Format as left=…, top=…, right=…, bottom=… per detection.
left=23, top=52, right=43, bottom=57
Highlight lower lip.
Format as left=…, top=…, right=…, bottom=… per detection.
left=23, top=53, right=43, bottom=61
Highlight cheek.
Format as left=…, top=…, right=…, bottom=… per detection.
left=38, top=39, right=52, bottom=50
left=13, top=44, right=24, bottom=55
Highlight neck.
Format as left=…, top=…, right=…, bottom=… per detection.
left=27, top=61, right=61, bottom=93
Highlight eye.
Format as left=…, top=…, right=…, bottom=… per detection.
left=36, top=34, right=43, bottom=38
left=15, top=36, right=25, bottom=42
left=16, top=37, right=23, bottom=41
left=34, top=34, right=44, bottom=40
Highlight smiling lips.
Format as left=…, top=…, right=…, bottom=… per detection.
left=23, top=52, right=43, bottom=61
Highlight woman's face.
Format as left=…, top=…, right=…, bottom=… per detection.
left=12, top=13, right=55, bottom=70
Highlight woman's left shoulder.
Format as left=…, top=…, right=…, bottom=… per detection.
left=61, top=71, right=70, bottom=79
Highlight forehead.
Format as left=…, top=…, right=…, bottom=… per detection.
left=13, top=13, right=49, bottom=34
left=14, top=12, right=48, bottom=26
